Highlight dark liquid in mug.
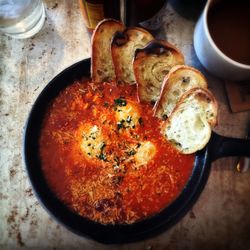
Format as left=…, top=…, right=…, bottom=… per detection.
left=207, top=1, right=250, bottom=65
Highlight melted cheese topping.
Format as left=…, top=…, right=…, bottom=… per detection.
left=81, top=125, right=106, bottom=159
left=134, top=141, right=156, bottom=167
left=115, top=101, right=140, bottom=129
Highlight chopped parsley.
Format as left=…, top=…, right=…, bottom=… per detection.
left=97, top=153, right=107, bottom=161
left=127, top=149, right=136, bottom=156
left=114, top=98, right=127, bottom=107
left=117, top=119, right=125, bottom=130
left=100, top=142, right=106, bottom=151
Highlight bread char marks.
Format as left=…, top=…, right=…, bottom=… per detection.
left=111, top=27, right=154, bottom=84
left=91, top=19, right=125, bottom=83
left=133, top=40, right=185, bottom=103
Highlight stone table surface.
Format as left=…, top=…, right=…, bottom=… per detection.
left=0, top=1, right=250, bottom=249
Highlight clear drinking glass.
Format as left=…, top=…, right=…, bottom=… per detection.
left=0, top=0, right=45, bottom=39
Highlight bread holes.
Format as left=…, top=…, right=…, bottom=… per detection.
left=182, top=76, right=190, bottom=84
left=121, top=66, right=126, bottom=72
left=172, top=90, right=180, bottom=97
left=97, top=69, right=104, bottom=76
left=161, top=88, right=218, bottom=154
left=140, top=67, right=145, bottom=73
left=167, top=98, right=173, bottom=105
left=100, top=58, right=106, bottom=64
left=161, top=69, right=169, bottom=76
left=154, top=65, right=208, bottom=118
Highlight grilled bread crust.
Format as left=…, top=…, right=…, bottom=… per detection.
left=111, top=27, right=154, bottom=84
left=154, top=65, right=208, bottom=119
left=91, top=19, right=125, bottom=83
left=133, top=40, right=184, bottom=103
left=161, top=87, right=218, bottom=154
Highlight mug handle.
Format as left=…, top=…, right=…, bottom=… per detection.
left=209, top=132, right=250, bottom=161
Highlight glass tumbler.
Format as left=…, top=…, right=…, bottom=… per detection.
left=0, top=0, right=45, bottom=39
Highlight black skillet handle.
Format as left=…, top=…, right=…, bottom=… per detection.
left=209, top=132, right=250, bottom=162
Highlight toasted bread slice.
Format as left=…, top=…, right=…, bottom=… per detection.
left=111, top=27, right=154, bottom=84
left=133, top=40, right=184, bottom=103
left=162, top=87, right=218, bottom=154
left=91, top=19, right=125, bottom=83
left=154, top=65, right=208, bottom=119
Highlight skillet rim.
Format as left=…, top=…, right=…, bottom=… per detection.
left=23, top=58, right=212, bottom=244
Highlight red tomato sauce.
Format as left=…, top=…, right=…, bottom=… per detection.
left=39, top=80, right=194, bottom=224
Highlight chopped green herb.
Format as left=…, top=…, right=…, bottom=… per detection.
left=114, top=98, right=127, bottom=107
left=117, top=119, right=125, bottom=130
left=127, top=149, right=136, bottom=156
left=100, top=142, right=106, bottom=151
left=97, top=153, right=107, bottom=161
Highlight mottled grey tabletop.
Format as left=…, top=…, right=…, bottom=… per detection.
left=0, top=1, right=250, bottom=249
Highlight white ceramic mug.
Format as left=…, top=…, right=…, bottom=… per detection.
left=193, top=0, right=250, bottom=81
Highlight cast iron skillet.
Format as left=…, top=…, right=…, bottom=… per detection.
left=23, top=58, right=250, bottom=244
